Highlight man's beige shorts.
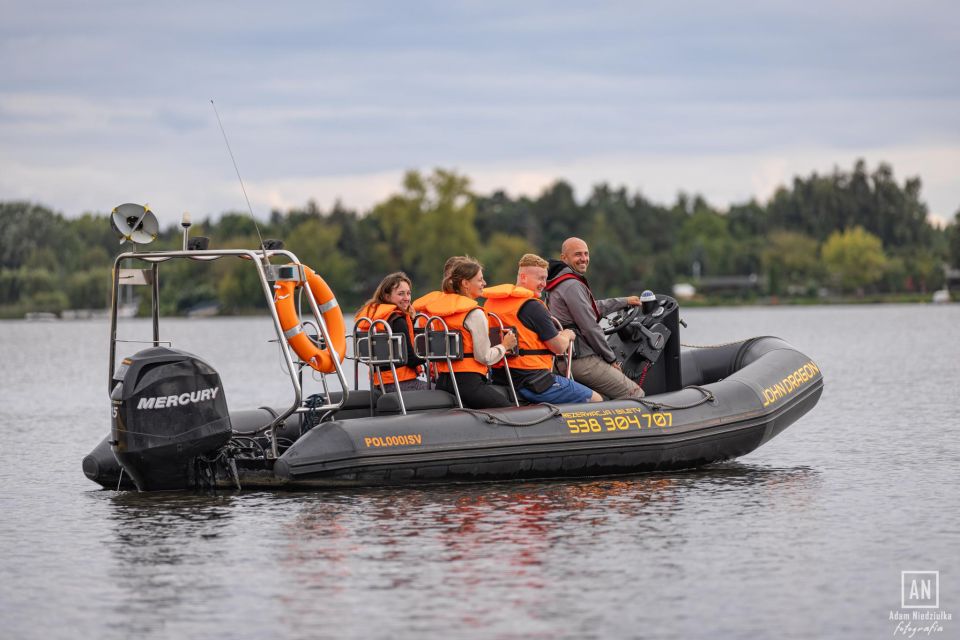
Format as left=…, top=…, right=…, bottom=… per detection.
left=567, top=355, right=645, bottom=400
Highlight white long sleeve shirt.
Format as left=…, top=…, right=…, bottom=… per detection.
left=463, top=308, right=507, bottom=366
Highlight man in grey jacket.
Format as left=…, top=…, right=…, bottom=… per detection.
left=545, top=237, right=645, bottom=400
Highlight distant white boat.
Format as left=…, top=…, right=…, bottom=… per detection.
left=672, top=282, right=696, bottom=299
left=60, top=302, right=139, bottom=320
left=932, top=289, right=951, bottom=304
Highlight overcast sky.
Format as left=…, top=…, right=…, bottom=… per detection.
left=1, top=1, right=958, bottom=226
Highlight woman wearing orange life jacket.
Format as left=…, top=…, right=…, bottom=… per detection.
left=355, top=272, right=429, bottom=392
left=412, top=257, right=518, bottom=409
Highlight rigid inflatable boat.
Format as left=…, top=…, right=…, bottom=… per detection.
left=82, top=206, right=823, bottom=492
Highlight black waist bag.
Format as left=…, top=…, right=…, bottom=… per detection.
left=522, top=369, right=555, bottom=394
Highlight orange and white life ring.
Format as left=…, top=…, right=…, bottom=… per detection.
left=273, top=265, right=346, bottom=373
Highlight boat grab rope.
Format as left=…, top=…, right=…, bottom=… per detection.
left=635, top=385, right=716, bottom=412
left=453, top=403, right=563, bottom=427
left=452, top=384, right=715, bottom=427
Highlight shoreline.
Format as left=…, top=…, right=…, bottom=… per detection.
left=2, top=293, right=954, bottom=321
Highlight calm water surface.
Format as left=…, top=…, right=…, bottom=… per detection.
left=1, top=305, right=957, bottom=639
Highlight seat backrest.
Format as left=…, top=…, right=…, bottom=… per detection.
left=377, top=390, right=456, bottom=414
left=413, top=327, right=464, bottom=361
left=355, top=331, right=408, bottom=366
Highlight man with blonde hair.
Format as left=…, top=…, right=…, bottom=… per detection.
left=517, top=252, right=547, bottom=268
left=482, top=253, right=601, bottom=404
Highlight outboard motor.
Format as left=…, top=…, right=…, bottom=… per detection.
left=607, top=292, right=682, bottom=395
left=110, top=347, right=232, bottom=491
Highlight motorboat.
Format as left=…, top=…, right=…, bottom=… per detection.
left=82, top=205, right=824, bottom=491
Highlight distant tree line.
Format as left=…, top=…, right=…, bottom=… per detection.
left=2, top=159, right=958, bottom=318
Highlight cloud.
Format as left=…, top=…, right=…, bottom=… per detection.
left=1, top=1, right=958, bottom=225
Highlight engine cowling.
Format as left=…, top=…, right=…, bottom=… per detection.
left=110, top=347, right=232, bottom=491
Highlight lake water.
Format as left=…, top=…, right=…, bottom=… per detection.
left=1, top=305, right=957, bottom=639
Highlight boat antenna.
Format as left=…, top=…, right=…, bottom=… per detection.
left=210, top=99, right=268, bottom=259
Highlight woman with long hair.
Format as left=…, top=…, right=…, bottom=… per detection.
left=356, top=272, right=428, bottom=392
left=413, top=257, right=517, bottom=408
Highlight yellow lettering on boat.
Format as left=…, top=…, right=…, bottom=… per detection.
left=761, top=361, right=821, bottom=408
left=564, top=412, right=672, bottom=434
left=363, top=433, right=423, bottom=448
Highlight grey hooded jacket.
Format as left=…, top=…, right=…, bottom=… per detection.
left=544, top=262, right=630, bottom=364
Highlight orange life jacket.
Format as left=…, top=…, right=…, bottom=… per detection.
left=412, top=292, right=488, bottom=375
left=482, top=284, right=555, bottom=371
left=355, top=303, right=419, bottom=385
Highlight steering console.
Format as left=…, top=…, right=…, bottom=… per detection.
left=602, top=305, right=643, bottom=335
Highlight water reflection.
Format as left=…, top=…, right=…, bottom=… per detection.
left=102, top=492, right=239, bottom=638
left=74, top=463, right=823, bottom=639
left=90, top=463, right=822, bottom=639
left=267, top=464, right=820, bottom=635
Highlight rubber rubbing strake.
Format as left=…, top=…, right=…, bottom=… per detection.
left=273, top=264, right=346, bottom=373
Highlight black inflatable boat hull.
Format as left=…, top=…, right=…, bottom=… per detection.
left=274, top=336, right=821, bottom=487
left=84, top=336, right=822, bottom=490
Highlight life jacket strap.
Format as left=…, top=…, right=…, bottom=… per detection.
left=516, top=348, right=553, bottom=356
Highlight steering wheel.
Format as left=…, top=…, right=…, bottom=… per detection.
left=602, top=305, right=642, bottom=335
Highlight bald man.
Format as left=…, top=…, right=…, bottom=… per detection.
left=544, top=237, right=645, bottom=400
